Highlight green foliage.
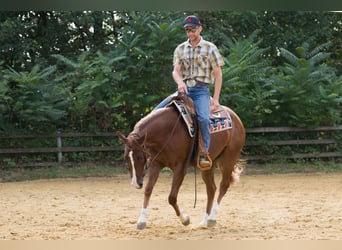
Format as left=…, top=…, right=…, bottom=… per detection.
left=220, top=32, right=342, bottom=128
left=270, top=42, right=342, bottom=127
left=52, top=50, right=127, bottom=132
left=0, top=11, right=341, bottom=167
left=220, top=31, right=276, bottom=127
left=113, top=11, right=185, bottom=130
left=0, top=64, right=70, bottom=132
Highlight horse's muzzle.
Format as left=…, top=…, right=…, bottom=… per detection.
left=137, top=179, right=143, bottom=189
left=131, top=177, right=143, bottom=189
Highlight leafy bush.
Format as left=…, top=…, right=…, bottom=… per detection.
left=270, top=42, right=342, bottom=127
left=0, top=65, right=70, bottom=133
left=0, top=11, right=341, bottom=167
left=221, top=34, right=342, bottom=128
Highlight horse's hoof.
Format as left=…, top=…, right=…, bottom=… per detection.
left=182, top=216, right=190, bottom=226
left=180, top=215, right=190, bottom=226
left=137, top=222, right=146, bottom=230
left=207, top=219, right=217, bottom=227
left=179, top=214, right=190, bottom=226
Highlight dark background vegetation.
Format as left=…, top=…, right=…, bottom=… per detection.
left=0, top=11, right=341, bottom=168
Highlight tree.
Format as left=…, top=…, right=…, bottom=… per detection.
left=52, top=50, right=127, bottom=132
left=0, top=64, right=70, bottom=132
left=114, top=11, right=185, bottom=130
left=220, top=31, right=276, bottom=127
left=0, top=11, right=341, bottom=134
left=270, top=42, right=342, bottom=127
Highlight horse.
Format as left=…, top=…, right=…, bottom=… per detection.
left=117, top=94, right=245, bottom=230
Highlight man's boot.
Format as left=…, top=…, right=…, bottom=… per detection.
left=198, top=152, right=212, bottom=171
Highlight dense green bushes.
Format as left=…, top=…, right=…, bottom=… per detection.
left=0, top=11, right=341, bottom=167
left=1, top=11, right=341, bottom=135
left=222, top=36, right=342, bottom=128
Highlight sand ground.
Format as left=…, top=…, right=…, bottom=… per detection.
left=0, top=172, right=341, bottom=239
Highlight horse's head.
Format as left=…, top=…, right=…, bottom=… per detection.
left=117, top=131, right=148, bottom=189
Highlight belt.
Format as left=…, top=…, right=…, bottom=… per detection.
left=185, top=79, right=208, bottom=87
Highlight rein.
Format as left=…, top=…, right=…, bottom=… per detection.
left=193, top=165, right=197, bottom=208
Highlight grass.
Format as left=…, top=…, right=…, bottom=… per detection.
left=0, top=160, right=341, bottom=183
left=243, top=161, right=342, bottom=175
left=0, top=162, right=128, bottom=182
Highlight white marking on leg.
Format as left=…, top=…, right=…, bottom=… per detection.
left=199, top=202, right=219, bottom=227
left=178, top=211, right=190, bottom=226
left=199, top=213, right=209, bottom=227
left=128, top=151, right=139, bottom=188
left=208, top=201, right=219, bottom=221
left=137, top=208, right=148, bottom=229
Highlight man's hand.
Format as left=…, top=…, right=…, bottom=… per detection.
left=210, top=97, right=220, bottom=112
left=177, top=82, right=188, bottom=94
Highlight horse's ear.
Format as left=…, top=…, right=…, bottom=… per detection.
left=116, top=131, right=128, bottom=144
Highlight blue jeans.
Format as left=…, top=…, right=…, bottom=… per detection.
left=154, top=85, right=211, bottom=152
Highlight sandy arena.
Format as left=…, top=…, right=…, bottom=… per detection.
left=0, top=172, right=341, bottom=240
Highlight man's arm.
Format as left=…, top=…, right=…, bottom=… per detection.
left=211, top=65, right=222, bottom=111
left=172, top=64, right=188, bottom=94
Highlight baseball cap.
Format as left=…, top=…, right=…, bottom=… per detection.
left=183, top=15, right=201, bottom=28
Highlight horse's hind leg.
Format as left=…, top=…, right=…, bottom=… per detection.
left=199, top=167, right=217, bottom=227
left=207, top=149, right=241, bottom=226
left=217, top=151, right=241, bottom=204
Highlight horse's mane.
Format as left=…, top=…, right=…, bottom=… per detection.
left=133, top=93, right=192, bottom=136
left=126, top=108, right=166, bottom=151
left=133, top=108, right=164, bottom=135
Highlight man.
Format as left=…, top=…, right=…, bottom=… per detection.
left=156, top=15, right=224, bottom=169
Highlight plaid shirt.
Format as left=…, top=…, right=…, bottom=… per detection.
left=173, top=37, right=224, bottom=84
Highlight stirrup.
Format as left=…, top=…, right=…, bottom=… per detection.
left=197, top=152, right=212, bottom=171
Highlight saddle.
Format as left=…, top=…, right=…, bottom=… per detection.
left=167, top=96, right=196, bottom=137
left=167, top=96, right=232, bottom=138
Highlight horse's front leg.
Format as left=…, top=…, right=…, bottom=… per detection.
left=136, top=166, right=161, bottom=230
left=168, top=167, right=190, bottom=226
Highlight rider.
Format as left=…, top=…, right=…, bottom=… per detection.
left=155, top=15, right=225, bottom=169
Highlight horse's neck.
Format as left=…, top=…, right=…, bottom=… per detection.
left=130, top=110, right=159, bottom=143
left=131, top=108, right=176, bottom=145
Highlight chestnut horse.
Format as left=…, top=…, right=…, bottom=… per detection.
left=117, top=94, right=245, bottom=230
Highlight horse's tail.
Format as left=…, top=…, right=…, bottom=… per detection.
left=230, top=159, right=245, bottom=184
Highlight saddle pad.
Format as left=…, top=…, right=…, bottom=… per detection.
left=168, top=100, right=196, bottom=137
left=210, top=114, right=232, bottom=133
left=210, top=107, right=233, bottom=133
left=210, top=107, right=230, bottom=119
